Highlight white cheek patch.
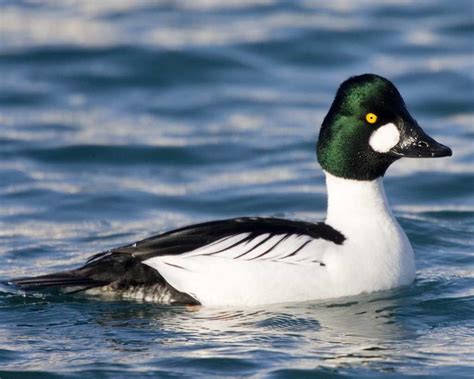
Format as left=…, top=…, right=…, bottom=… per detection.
left=369, top=123, right=401, bottom=153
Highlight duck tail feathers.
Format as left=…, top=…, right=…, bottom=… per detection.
left=4, top=270, right=109, bottom=293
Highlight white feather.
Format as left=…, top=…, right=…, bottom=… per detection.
left=324, top=172, right=415, bottom=294
left=145, top=239, right=331, bottom=306
left=369, top=123, right=400, bottom=153
left=143, top=172, right=415, bottom=306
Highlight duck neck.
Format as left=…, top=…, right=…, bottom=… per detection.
left=324, top=171, right=395, bottom=233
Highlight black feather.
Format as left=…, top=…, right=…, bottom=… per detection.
left=101, top=217, right=345, bottom=262
left=5, top=217, right=344, bottom=303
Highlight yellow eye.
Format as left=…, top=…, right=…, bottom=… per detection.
left=365, top=113, right=377, bottom=124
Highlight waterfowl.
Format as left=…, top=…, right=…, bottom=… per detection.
left=6, top=74, right=452, bottom=306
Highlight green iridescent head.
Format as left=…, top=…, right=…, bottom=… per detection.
left=317, top=74, right=452, bottom=181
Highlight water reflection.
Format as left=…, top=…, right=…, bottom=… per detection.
left=1, top=276, right=471, bottom=374
left=74, top=289, right=415, bottom=369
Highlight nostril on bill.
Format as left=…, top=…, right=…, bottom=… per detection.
left=417, top=141, right=429, bottom=148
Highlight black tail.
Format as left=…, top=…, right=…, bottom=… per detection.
left=5, top=253, right=162, bottom=294
left=6, top=271, right=109, bottom=293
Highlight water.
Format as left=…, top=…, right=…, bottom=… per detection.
left=0, top=0, right=473, bottom=377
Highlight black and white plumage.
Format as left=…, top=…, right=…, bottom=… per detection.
left=5, top=74, right=452, bottom=306
left=9, top=218, right=344, bottom=305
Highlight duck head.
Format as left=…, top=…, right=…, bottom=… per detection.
left=317, top=74, right=452, bottom=181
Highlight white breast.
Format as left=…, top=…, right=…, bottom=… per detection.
left=323, top=173, right=415, bottom=295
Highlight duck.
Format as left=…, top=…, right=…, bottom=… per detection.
left=6, top=74, right=452, bottom=306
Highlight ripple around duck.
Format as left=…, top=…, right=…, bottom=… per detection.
left=251, top=312, right=321, bottom=332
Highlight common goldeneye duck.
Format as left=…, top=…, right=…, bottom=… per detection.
left=7, top=74, right=452, bottom=306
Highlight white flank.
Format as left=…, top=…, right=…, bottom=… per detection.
left=144, top=235, right=328, bottom=306
left=142, top=172, right=416, bottom=306
left=369, top=123, right=400, bottom=153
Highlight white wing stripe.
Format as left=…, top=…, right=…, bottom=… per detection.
left=247, top=234, right=289, bottom=260
left=231, top=234, right=282, bottom=260
left=278, top=239, right=313, bottom=260
left=170, top=233, right=323, bottom=263
left=204, top=234, right=256, bottom=256
left=200, top=234, right=236, bottom=249
left=234, top=233, right=275, bottom=259
left=184, top=233, right=251, bottom=258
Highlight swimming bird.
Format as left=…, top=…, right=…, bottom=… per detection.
left=6, top=74, right=452, bottom=306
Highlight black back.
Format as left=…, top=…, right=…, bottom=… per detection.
left=89, top=217, right=346, bottom=263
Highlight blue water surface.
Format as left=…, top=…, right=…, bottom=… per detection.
left=0, top=1, right=473, bottom=378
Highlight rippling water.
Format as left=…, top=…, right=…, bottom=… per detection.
left=0, top=1, right=473, bottom=377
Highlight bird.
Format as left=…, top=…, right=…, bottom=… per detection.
left=5, top=74, right=452, bottom=306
